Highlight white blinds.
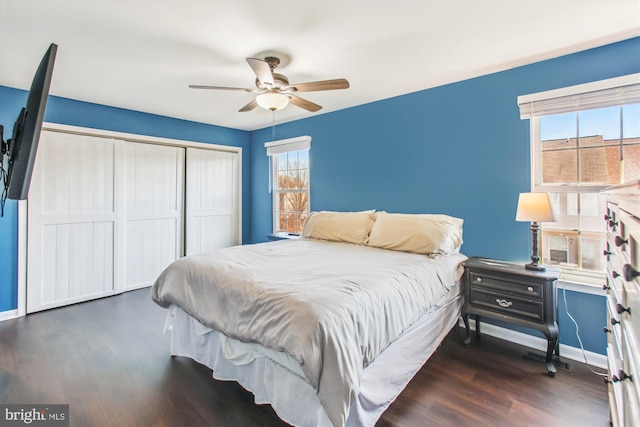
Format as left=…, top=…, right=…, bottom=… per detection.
left=518, top=73, right=640, bottom=119
left=265, top=135, right=311, bottom=156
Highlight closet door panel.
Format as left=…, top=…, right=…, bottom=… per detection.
left=27, top=132, right=117, bottom=313
left=186, top=148, right=240, bottom=255
left=124, top=218, right=179, bottom=289
left=121, top=142, right=184, bottom=291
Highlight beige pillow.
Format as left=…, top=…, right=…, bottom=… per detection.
left=367, top=212, right=464, bottom=255
left=301, top=210, right=376, bottom=244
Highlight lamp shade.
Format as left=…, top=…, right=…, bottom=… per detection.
left=515, top=192, right=556, bottom=222
left=256, top=93, right=290, bottom=111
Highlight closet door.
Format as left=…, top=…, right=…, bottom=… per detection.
left=120, top=142, right=184, bottom=291
left=26, top=129, right=240, bottom=313
left=185, top=148, right=240, bottom=255
left=27, top=131, right=118, bottom=313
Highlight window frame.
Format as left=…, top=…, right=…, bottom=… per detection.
left=519, top=73, right=640, bottom=286
left=265, top=135, right=311, bottom=235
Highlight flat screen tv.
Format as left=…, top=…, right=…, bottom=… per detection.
left=1, top=43, right=57, bottom=207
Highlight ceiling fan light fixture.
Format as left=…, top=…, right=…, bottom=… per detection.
left=256, top=92, right=289, bottom=111
left=189, top=56, right=349, bottom=113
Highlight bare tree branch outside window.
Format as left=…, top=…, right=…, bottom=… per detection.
left=275, top=150, right=310, bottom=234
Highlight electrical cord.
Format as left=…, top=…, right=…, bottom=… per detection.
left=0, top=166, right=7, bottom=217
left=561, top=283, right=608, bottom=377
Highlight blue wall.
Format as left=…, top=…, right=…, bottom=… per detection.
left=0, top=88, right=251, bottom=312
left=250, top=37, right=640, bottom=354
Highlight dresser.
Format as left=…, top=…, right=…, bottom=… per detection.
left=603, top=180, right=640, bottom=427
left=462, top=256, right=560, bottom=376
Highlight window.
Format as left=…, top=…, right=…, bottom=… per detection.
left=519, top=74, right=640, bottom=278
left=265, top=136, right=311, bottom=235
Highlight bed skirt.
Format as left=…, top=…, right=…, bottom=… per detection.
left=165, top=286, right=462, bottom=427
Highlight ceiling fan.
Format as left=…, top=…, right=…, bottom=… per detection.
left=189, top=56, right=349, bottom=113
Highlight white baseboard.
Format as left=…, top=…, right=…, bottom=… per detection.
left=0, top=309, right=19, bottom=322
left=459, top=318, right=607, bottom=370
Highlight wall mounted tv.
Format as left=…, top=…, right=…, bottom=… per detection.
left=0, top=43, right=57, bottom=212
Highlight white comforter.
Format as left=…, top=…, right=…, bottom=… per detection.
left=151, top=238, right=466, bottom=427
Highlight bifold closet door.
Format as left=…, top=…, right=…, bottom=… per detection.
left=27, top=131, right=118, bottom=313
left=185, top=148, right=240, bottom=255
left=120, top=142, right=184, bottom=291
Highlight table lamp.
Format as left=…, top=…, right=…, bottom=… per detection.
left=516, top=192, right=556, bottom=271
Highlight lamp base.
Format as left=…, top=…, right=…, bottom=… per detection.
left=525, top=262, right=546, bottom=272
left=525, top=221, right=546, bottom=272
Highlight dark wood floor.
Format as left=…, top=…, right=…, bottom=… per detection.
left=0, top=288, right=609, bottom=427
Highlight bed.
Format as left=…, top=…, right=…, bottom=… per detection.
left=151, top=210, right=466, bottom=427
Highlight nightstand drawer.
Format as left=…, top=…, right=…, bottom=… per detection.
left=469, top=271, right=543, bottom=299
left=469, top=288, right=544, bottom=322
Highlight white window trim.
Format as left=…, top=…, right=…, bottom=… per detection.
left=519, top=74, right=640, bottom=288
left=265, top=136, right=311, bottom=234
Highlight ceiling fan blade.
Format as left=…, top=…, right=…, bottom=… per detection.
left=189, top=84, right=255, bottom=92
left=289, top=95, right=322, bottom=112
left=239, top=99, right=258, bottom=112
left=246, top=58, right=274, bottom=87
left=287, top=78, right=350, bottom=93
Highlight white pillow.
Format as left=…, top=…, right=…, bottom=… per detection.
left=301, top=210, right=376, bottom=244
left=367, top=212, right=464, bottom=255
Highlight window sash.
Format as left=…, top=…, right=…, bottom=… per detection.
left=273, top=188, right=310, bottom=234
left=530, top=113, right=631, bottom=190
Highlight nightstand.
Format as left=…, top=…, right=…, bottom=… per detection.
left=462, top=256, right=561, bottom=376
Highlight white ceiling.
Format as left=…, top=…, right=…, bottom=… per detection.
left=1, top=1, right=639, bottom=132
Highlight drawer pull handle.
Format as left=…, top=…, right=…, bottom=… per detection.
left=615, top=236, right=628, bottom=247
left=609, top=220, right=619, bottom=229
left=604, top=214, right=611, bottom=221
left=602, top=283, right=610, bottom=291
left=603, top=250, right=612, bottom=257
left=603, top=327, right=611, bottom=334
left=616, top=303, right=631, bottom=315
left=612, top=271, right=620, bottom=279
left=623, top=264, right=639, bottom=282
left=476, top=277, right=482, bottom=282
left=611, top=317, right=620, bottom=326
left=496, top=299, right=513, bottom=308
left=612, top=370, right=632, bottom=383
